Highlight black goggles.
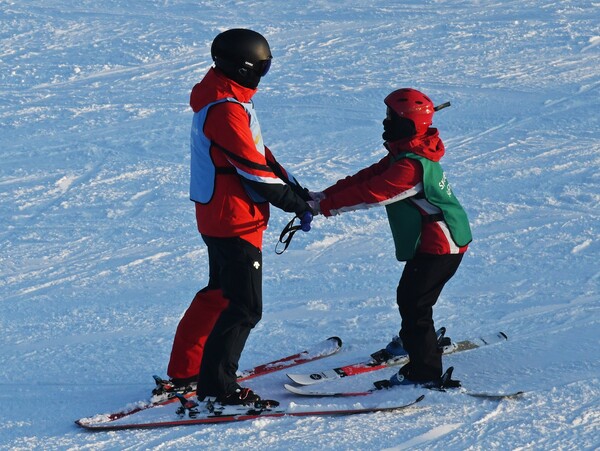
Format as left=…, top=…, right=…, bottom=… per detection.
left=258, top=58, right=272, bottom=76
left=386, top=106, right=401, bottom=121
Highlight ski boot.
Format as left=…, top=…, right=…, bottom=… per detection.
left=372, top=327, right=451, bottom=363
left=214, top=387, right=279, bottom=408
left=375, top=364, right=461, bottom=390
left=151, top=375, right=197, bottom=402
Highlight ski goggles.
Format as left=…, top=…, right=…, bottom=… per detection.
left=258, top=58, right=272, bottom=76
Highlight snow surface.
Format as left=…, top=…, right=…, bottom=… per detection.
left=1, top=0, right=599, bottom=449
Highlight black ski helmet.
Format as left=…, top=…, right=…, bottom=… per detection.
left=211, top=29, right=272, bottom=89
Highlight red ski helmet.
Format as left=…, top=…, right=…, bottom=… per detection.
left=384, top=88, right=435, bottom=135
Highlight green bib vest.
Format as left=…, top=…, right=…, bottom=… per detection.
left=385, top=152, right=472, bottom=261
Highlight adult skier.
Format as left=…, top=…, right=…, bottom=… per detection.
left=159, top=29, right=314, bottom=405
left=310, top=88, right=472, bottom=388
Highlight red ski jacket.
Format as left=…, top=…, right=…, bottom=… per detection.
left=320, top=130, right=469, bottom=256
left=189, top=68, right=309, bottom=249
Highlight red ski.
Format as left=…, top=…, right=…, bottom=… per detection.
left=287, top=332, right=508, bottom=385
left=76, top=394, right=424, bottom=430
left=76, top=336, right=342, bottom=425
left=236, top=336, right=342, bottom=380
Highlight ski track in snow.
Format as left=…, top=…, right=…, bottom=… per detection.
left=1, top=0, right=599, bottom=449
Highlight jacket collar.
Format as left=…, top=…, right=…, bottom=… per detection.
left=384, top=128, right=445, bottom=162
left=190, top=67, right=257, bottom=112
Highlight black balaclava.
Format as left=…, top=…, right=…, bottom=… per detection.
left=382, top=110, right=417, bottom=142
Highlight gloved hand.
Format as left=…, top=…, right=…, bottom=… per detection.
left=309, top=191, right=326, bottom=202
left=299, top=211, right=313, bottom=232
left=307, top=200, right=321, bottom=215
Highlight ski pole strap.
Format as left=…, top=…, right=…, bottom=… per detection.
left=276, top=215, right=302, bottom=254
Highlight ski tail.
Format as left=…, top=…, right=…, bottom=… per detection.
left=237, top=336, right=342, bottom=380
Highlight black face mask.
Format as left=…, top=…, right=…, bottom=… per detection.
left=234, top=59, right=270, bottom=89
left=236, top=67, right=261, bottom=89
left=215, top=58, right=262, bottom=89
left=382, top=109, right=416, bottom=142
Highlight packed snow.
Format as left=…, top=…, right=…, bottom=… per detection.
left=1, top=0, right=598, bottom=449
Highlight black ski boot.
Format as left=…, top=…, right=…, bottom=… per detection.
left=215, top=387, right=279, bottom=408
left=375, top=365, right=461, bottom=390
left=437, top=366, right=461, bottom=389
left=151, top=375, right=197, bottom=401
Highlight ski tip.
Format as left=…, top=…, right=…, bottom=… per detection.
left=327, top=336, right=343, bottom=347
left=416, top=394, right=426, bottom=403
left=499, top=332, right=508, bottom=340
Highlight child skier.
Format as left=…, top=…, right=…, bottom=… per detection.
left=310, top=88, right=472, bottom=388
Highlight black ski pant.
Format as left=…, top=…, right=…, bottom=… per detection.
left=397, top=252, right=463, bottom=381
left=196, top=235, right=262, bottom=398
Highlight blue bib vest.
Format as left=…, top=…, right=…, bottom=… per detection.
left=385, top=152, right=472, bottom=261
left=190, top=98, right=267, bottom=204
